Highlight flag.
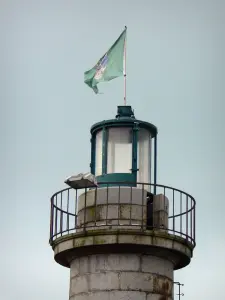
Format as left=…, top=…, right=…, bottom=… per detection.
left=84, top=27, right=127, bottom=94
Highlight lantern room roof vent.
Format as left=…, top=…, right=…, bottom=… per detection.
left=116, top=105, right=135, bottom=119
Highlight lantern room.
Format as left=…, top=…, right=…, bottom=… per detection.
left=90, top=106, right=158, bottom=189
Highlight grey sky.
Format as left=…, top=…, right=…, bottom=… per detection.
left=0, top=0, right=225, bottom=299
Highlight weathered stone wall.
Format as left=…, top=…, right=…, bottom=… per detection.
left=76, top=187, right=169, bottom=232
left=77, top=187, right=148, bottom=231
left=69, top=254, right=173, bottom=300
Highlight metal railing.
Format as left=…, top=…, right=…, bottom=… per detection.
left=49, top=182, right=196, bottom=247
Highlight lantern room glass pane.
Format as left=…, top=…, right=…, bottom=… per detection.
left=95, top=130, right=103, bottom=176
left=107, top=127, right=132, bottom=173
left=137, top=128, right=151, bottom=183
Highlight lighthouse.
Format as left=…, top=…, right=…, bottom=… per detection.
left=49, top=105, right=196, bottom=300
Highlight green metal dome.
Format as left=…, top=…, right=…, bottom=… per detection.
left=91, top=106, right=157, bottom=137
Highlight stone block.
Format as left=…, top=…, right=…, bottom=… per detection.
left=153, top=210, right=168, bottom=229
left=159, top=237, right=173, bottom=249
left=141, top=256, right=173, bottom=279
left=173, top=241, right=186, bottom=253
left=89, top=254, right=140, bottom=272
left=184, top=246, right=192, bottom=257
left=110, top=291, right=146, bottom=300
left=70, top=259, right=79, bottom=278
left=58, top=239, right=73, bottom=253
left=77, top=207, right=96, bottom=225
left=119, top=204, right=146, bottom=222
left=70, top=275, right=88, bottom=295
left=120, top=272, right=153, bottom=292
left=79, top=256, right=89, bottom=274
left=74, top=236, right=94, bottom=248
left=54, top=244, right=59, bottom=255
left=119, top=204, right=131, bottom=219
left=89, top=272, right=119, bottom=291
left=78, top=189, right=96, bottom=211
left=104, top=254, right=140, bottom=272
left=93, top=234, right=117, bottom=245
left=147, top=294, right=173, bottom=300
left=118, top=234, right=152, bottom=246
left=89, top=255, right=102, bottom=273
left=153, top=194, right=169, bottom=212
left=77, top=205, right=119, bottom=224
left=152, top=276, right=173, bottom=296
left=107, top=187, right=148, bottom=206
left=152, top=236, right=170, bottom=248
left=97, top=204, right=119, bottom=221
left=70, top=292, right=110, bottom=300
left=131, top=205, right=146, bottom=221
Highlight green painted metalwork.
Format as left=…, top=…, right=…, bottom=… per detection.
left=91, top=119, right=157, bottom=137
left=90, top=106, right=158, bottom=187
left=102, top=127, right=108, bottom=174
left=90, top=135, right=96, bottom=175
left=91, top=106, right=157, bottom=137
left=96, top=173, right=136, bottom=187
left=116, top=105, right=134, bottom=118
left=131, top=122, right=139, bottom=181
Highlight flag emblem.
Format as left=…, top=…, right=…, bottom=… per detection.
left=94, top=54, right=108, bottom=80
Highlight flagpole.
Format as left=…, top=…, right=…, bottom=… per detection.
left=124, top=26, right=127, bottom=106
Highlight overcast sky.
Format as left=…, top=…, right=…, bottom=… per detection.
left=0, top=0, right=225, bottom=299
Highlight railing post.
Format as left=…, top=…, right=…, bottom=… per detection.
left=49, top=197, right=54, bottom=243
left=84, top=187, right=87, bottom=232
left=153, top=135, right=157, bottom=195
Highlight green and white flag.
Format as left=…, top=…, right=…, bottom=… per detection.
left=84, top=27, right=127, bottom=94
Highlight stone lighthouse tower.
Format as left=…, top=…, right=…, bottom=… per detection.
left=49, top=105, right=196, bottom=300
